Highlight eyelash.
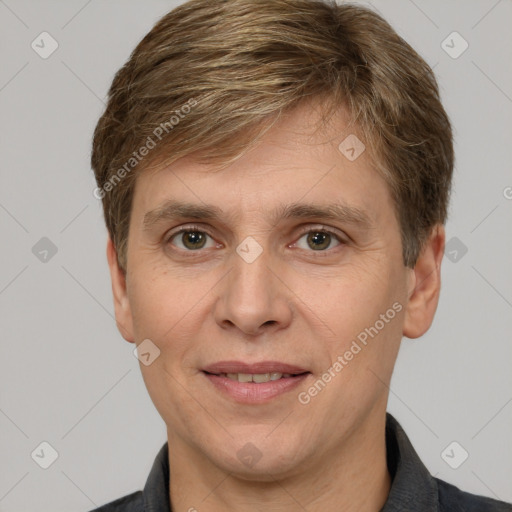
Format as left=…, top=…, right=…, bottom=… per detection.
left=164, top=224, right=347, bottom=255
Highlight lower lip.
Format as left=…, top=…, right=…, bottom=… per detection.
left=203, top=372, right=310, bottom=404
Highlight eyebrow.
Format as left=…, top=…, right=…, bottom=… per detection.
left=142, top=199, right=374, bottom=232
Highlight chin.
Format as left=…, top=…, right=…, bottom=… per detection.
left=208, top=429, right=310, bottom=480
left=225, top=456, right=306, bottom=482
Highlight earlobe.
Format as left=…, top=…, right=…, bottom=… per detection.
left=106, top=236, right=135, bottom=343
left=403, top=224, right=445, bottom=339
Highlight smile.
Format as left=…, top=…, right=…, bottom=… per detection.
left=201, top=361, right=311, bottom=403
left=218, top=372, right=295, bottom=383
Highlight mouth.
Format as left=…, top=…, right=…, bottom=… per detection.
left=201, top=361, right=311, bottom=403
left=203, top=371, right=307, bottom=383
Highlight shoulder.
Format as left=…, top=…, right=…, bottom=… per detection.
left=86, top=490, right=143, bottom=512
left=436, top=478, right=512, bottom=512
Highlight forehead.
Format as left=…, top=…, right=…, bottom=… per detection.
left=130, top=101, right=395, bottom=229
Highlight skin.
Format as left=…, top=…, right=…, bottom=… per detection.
left=107, top=100, right=445, bottom=512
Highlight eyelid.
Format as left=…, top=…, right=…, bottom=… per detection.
left=164, top=223, right=348, bottom=250
left=165, top=224, right=216, bottom=244
left=294, top=224, right=348, bottom=243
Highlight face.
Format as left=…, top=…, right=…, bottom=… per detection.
left=107, top=100, right=443, bottom=480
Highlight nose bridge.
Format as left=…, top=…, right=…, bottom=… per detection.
left=215, top=237, right=292, bottom=334
left=233, top=242, right=272, bottom=300
left=230, top=239, right=276, bottom=312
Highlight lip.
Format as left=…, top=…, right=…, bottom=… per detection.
left=202, top=360, right=309, bottom=374
left=201, top=360, right=311, bottom=404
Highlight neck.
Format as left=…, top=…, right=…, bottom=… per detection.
left=168, top=412, right=391, bottom=512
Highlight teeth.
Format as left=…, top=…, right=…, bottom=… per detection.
left=253, top=373, right=270, bottom=383
left=224, top=372, right=286, bottom=383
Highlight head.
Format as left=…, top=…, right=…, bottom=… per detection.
left=92, top=0, right=452, bottom=479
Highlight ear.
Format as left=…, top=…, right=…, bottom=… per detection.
left=403, top=224, right=445, bottom=339
left=106, top=235, right=135, bottom=343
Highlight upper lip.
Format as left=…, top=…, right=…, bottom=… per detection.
left=202, top=361, right=309, bottom=375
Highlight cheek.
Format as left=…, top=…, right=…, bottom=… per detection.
left=127, top=265, right=195, bottom=342
left=127, top=264, right=224, bottom=379
left=293, top=258, right=405, bottom=377
left=295, top=260, right=395, bottom=331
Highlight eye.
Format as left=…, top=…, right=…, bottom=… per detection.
left=294, top=228, right=343, bottom=251
left=167, top=227, right=217, bottom=251
left=165, top=225, right=346, bottom=254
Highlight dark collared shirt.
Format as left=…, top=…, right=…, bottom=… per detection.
left=89, top=413, right=512, bottom=511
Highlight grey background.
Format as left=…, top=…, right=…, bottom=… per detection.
left=1, top=0, right=511, bottom=510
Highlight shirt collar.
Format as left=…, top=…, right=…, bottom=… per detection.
left=380, top=413, right=439, bottom=511
left=143, top=440, right=170, bottom=512
left=142, top=413, right=439, bottom=512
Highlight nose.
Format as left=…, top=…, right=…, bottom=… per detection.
left=213, top=243, right=293, bottom=337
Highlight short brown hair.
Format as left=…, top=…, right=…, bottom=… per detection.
left=91, top=0, right=453, bottom=273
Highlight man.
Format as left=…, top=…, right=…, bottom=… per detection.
left=89, top=0, right=512, bottom=510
